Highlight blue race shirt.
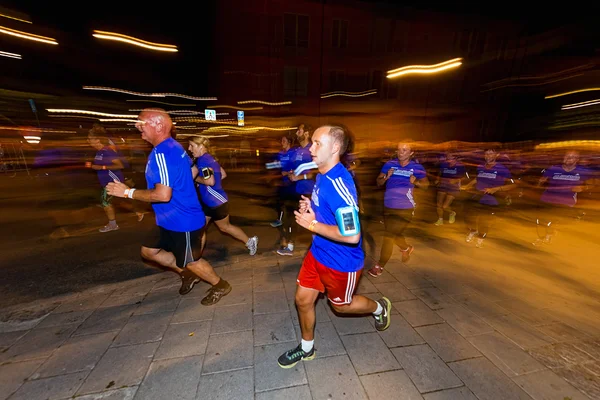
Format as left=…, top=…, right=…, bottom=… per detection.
left=94, top=146, right=124, bottom=187
left=475, top=163, right=512, bottom=206
left=310, top=163, right=364, bottom=273
left=540, top=165, right=591, bottom=207
left=278, top=148, right=295, bottom=186
left=293, top=143, right=315, bottom=195
left=195, top=153, right=228, bottom=208
left=439, top=161, right=466, bottom=192
left=381, top=160, right=427, bottom=209
left=146, top=138, right=205, bottom=232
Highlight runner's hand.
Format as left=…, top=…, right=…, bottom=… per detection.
left=106, top=180, right=129, bottom=198
left=298, top=195, right=311, bottom=213
left=294, top=203, right=315, bottom=230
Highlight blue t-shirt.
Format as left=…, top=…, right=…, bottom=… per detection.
left=381, top=160, right=427, bottom=209
left=94, top=146, right=124, bottom=187
left=278, top=148, right=295, bottom=186
left=293, top=143, right=315, bottom=195
left=145, top=138, right=205, bottom=232
left=540, top=165, right=591, bottom=207
left=439, top=161, right=466, bottom=192
left=475, top=163, right=512, bottom=206
left=195, top=153, right=228, bottom=208
left=310, top=163, right=364, bottom=273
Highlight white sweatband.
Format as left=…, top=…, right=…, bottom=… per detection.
left=128, top=188, right=136, bottom=199
left=124, top=189, right=130, bottom=197
left=304, top=174, right=307, bottom=180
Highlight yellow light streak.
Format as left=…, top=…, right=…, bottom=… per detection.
left=561, top=98, right=600, bottom=110
left=320, top=90, right=377, bottom=99
left=208, top=105, right=263, bottom=111
left=536, top=140, right=600, bottom=148
left=99, top=118, right=140, bottom=123
left=83, top=86, right=216, bottom=101
left=387, top=59, right=462, bottom=79
left=0, top=25, right=57, bottom=45
left=0, top=126, right=75, bottom=133
left=23, top=135, right=41, bottom=140
left=177, top=133, right=230, bottom=139
left=0, top=12, right=32, bottom=24
left=237, top=100, right=292, bottom=106
left=126, top=99, right=196, bottom=107
left=0, top=50, right=21, bottom=59
left=545, top=88, right=600, bottom=99
left=47, top=109, right=137, bottom=118
left=93, top=30, right=177, bottom=52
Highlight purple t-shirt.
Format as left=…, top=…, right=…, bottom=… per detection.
left=475, top=163, right=511, bottom=206
left=381, top=160, right=427, bottom=209
left=195, top=153, right=228, bottom=208
left=293, top=143, right=315, bottom=195
left=94, top=146, right=124, bottom=187
left=439, top=162, right=466, bottom=192
left=540, top=165, right=591, bottom=207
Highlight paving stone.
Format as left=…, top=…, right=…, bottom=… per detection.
left=451, top=293, right=509, bottom=318
left=392, top=345, right=463, bottom=393
left=360, top=370, right=423, bottom=400
left=254, top=342, right=308, bottom=392
left=305, top=355, right=367, bottom=400
left=512, top=369, right=589, bottom=400
left=467, top=332, right=545, bottom=377
left=449, top=357, right=532, bottom=400
left=171, top=298, right=215, bottom=324
left=0, top=359, right=44, bottom=400
left=572, top=338, right=600, bottom=361
left=393, top=300, right=444, bottom=327
left=528, top=342, right=595, bottom=369
left=214, top=283, right=253, bottom=306
left=52, top=294, right=111, bottom=313
left=537, top=322, right=591, bottom=343
left=423, top=387, right=478, bottom=400
left=202, top=330, right=253, bottom=374
left=554, top=364, right=600, bottom=399
left=416, top=324, right=481, bottom=362
left=426, top=277, right=472, bottom=296
left=221, top=268, right=254, bottom=285
left=254, top=313, right=297, bottom=346
left=355, top=276, right=378, bottom=294
left=484, top=315, right=554, bottom=350
left=412, top=288, right=456, bottom=310
left=253, top=273, right=284, bottom=292
left=111, top=311, right=172, bottom=347
left=134, top=356, right=203, bottom=400
left=0, top=325, right=77, bottom=363
left=328, top=308, right=376, bottom=335
left=150, top=274, right=180, bottom=291
left=35, top=310, right=93, bottom=329
left=390, top=269, right=433, bottom=290
left=365, top=269, right=397, bottom=283
left=211, top=303, right=253, bottom=334
left=436, top=306, right=493, bottom=336
left=73, top=305, right=137, bottom=337
left=294, top=321, right=346, bottom=359
left=154, top=321, right=211, bottom=360
left=495, top=300, right=556, bottom=327
left=254, top=290, right=289, bottom=315
left=8, top=371, right=88, bottom=400
left=0, top=330, right=28, bottom=348
left=34, top=332, right=116, bottom=378
left=377, top=312, right=425, bottom=348
left=255, top=385, right=312, bottom=400
left=115, top=281, right=157, bottom=297
left=99, top=294, right=145, bottom=309
left=582, top=361, right=600, bottom=377
left=77, top=342, right=159, bottom=395
left=134, top=290, right=181, bottom=315
left=75, top=386, right=138, bottom=399
left=197, top=368, right=254, bottom=400
left=342, top=332, right=400, bottom=375
left=373, top=281, right=416, bottom=302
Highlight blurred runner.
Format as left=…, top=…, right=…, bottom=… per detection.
left=433, top=152, right=466, bottom=226
left=270, top=133, right=296, bottom=228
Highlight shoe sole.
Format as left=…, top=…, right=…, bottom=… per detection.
left=376, top=297, right=392, bottom=331
left=402, top=247, right=414, bottom=263
left=179, top=278, right=200, bottom=295
left=367, top=270, right=382, bottom=278
left=277, top=351, right=316, bottom=369
left=277, top=251, right=293, bottom=256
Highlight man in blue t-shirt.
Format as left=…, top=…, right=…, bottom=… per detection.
left=107, top=109, right=231, bottom=304
left=434, top=153, right=467, bottom=226
left=277, top=125, right=392, bottom=369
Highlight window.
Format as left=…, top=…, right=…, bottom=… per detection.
left=332, top=19, right=348, bottom=48
left=284, top=14, right=309, bottom=48
left=284, top=66, right=309, bottom=97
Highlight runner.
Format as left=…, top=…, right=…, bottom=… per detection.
left=188, top=137, right=259, bottom=255
left=433, top=152, right=466, bottom=226
left=270, top=133, right=296, bottom=228
left=107, top=109, right=231, bottom=304
left=367, top=141, right=428, bottom=277
left=277, top=125, right=391, bottom=369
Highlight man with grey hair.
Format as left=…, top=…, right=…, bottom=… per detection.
left=107, top=109, right=231, bottom=305
left=278, top=125, right=391, bottom=369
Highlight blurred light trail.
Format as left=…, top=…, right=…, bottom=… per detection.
left=0, top=25, right=57, bottom=45
left=172, top=118, right=237, bottom=124
left=0, top=50, right=21, bottom=59
left=48, top=115, right=100, bottom=120
left=128, top=109, right=229, bottom=116
left=177, top=133, right=230, bottom=138
left=545, top=88, right=600, bottom=99
left=83, top=86, right=216, bottom=101
left=92, top=30, right=177, bottom=52
left=481, top=74, right=583, bottom=92
left=99, top=118, right=140, bottom=123
left=320, top=90, right=377, bottom=99
left=23, top=135, right=41, bottom=140
left=205, top=126, right=296, bottom=132
left=207, top=105, right=263, bottom=111
left=47, top=109, right=137, bottom=118
left=0, top=9, right=32, bottom=24
left=237, top=100, right=292, bottom=106
left=536, top=140, right=600, bottom=149
left=126, top=99, right=195, bottom=107
left=386, top=58, right=462, bottom=79
left=0, top=126, right=75, bottom=133
left=561, top=99, right=600, bottom=110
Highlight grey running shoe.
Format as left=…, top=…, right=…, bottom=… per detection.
left=374, top=297, right=392, bottom=331
left=277, top=343, right=316, bottom=369
left=270, top=220, right=282, bottom=227
left=99, top=224, right=119, bottom=233
left=277, top=246, right=293, bottom=256
left=246, top=236, right=259, bottom=256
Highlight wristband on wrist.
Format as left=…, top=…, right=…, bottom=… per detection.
left=304, top=174, right=307, bottom=180
left=124, top=189, right=130, bottom=198
left=128, top=188, right=136, bottom=199
left=308, top=219, right=319, bottom=232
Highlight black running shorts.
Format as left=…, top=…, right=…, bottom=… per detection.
left=143, top=226, right=205, bottom=269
